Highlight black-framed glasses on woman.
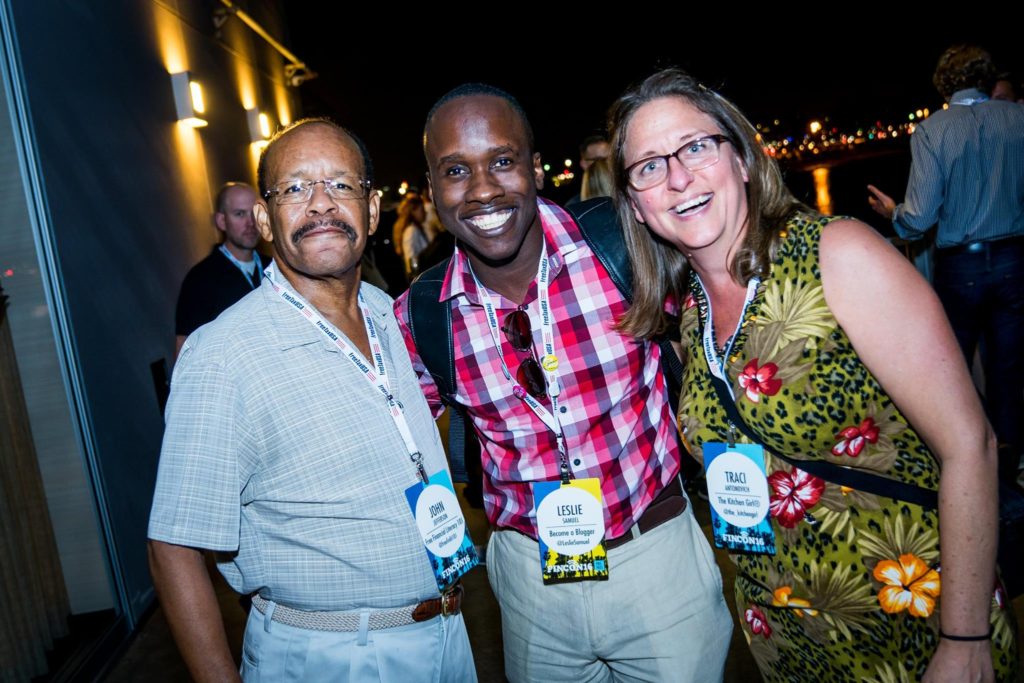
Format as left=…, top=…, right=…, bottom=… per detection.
left=626, top=134, right=732, bottom=191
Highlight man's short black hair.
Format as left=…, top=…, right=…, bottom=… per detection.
left=423, top=83, right=535, bottom=153
left=257, top=118, right=374, bottom=196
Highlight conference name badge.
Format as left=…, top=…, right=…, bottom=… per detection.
left=532, top=478, right=609, bottom=584
left=703, top=442, right=776, bottom=555
left=405, top=470, right=479, bottom=590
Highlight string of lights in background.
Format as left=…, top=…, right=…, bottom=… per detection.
left=755, top=105, right=940, bottom=163
left=385, top=105, right=944, bottom=197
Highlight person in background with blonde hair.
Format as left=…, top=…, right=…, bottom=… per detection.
left=610, top=67, right=1017, bottom=682
left=580, top=156, right=614, bottom=201
left=392, top=192, right=433, bottom=278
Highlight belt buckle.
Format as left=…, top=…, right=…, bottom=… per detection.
left=440, top=585, right=460, bottom=616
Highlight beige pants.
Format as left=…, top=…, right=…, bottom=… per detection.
left=487, top=505, right=733, bottom=682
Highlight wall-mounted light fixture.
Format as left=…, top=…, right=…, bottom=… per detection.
left=171, top=71, right=207, bottom=128
left=216, top=0, right=316, bottom=87
left=246, top=108, right=273, bottom=145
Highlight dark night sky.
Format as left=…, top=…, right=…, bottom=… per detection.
left=279, top=15, right=1021, bottom=193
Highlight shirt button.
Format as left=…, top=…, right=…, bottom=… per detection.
left=573, top=459, right=581, bottom=467
left=559, top=406, right=567, bottom=413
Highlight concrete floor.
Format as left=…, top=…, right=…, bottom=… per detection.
left=105, top=487, right=1023, bottom=682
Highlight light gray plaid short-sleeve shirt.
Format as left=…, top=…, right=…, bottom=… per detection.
left=148, top=278, right=450, bottom=611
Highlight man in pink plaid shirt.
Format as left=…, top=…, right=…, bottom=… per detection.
left=395, top=84, right=732, bottom=682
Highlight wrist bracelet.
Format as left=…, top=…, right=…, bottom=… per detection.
left=939, top=626, right=993, bottom=642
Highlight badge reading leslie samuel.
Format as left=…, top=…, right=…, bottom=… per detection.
left=405, top=470, right=479, bottom=590
left=533, top=478, right=609, bottom=584
left=704, top=442, right=776, bottom=555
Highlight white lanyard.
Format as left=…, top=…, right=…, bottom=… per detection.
left=220, top=245, right=262, bottom=288
left=264, top=262, right=427, bottom=482
left=469, top=245, right=571, bottom=481
left=697, top=275, right=760, bottom=402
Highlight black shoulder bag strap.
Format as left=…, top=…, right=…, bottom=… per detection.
left=710, top=359, right=1024, bottom=597
left=708, top=372, right=938, bottom=508
left=407, top=258, right=469, bottom=483
left=566, top=198, right=684, bottom=415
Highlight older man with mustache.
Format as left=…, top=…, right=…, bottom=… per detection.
left=148, top=118, right=478, bottom=682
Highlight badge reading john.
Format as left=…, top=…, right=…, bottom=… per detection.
left=704, top=443, right=776, bottom=555
left=533, top=478, right=609, bottom=584
left=405, top=471, right=479, bottom=590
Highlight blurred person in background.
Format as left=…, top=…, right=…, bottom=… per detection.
left=868, top=44, right=1024, bottom=486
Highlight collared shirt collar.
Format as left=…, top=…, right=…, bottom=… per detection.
left=439, top=197, right=582, bottom=306
left=260, top=273, right=388, bottom=352
left=949, top=88, right=990, bottom=106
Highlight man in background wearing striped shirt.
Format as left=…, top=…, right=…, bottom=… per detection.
left=868, top=44, right=1024, bottom=485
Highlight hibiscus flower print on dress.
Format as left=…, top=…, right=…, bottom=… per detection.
left=737, top=358, right=782, bottom=403
left=772, top=586, right=819, bottom=618
left=832, top=417, right=880, bottom=457
left=873, top=553, right=941, bottom=618
left=768, top=468, right=825, bottom=528
left=745, top=606, right=772, bottom=638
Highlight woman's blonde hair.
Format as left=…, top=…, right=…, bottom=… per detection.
left=392, top=193, right=425, bottom=257
left=581, top=157, right=614, bottom=201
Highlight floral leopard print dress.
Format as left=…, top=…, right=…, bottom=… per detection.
left=678, top=213, right=1018, bottom=682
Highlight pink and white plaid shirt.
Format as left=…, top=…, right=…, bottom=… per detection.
left=395, top=198, right=681, bottom=540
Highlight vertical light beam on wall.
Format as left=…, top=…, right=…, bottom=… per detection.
left=153, top=3, right=212, bottom=222
left=274, top=80, right=292, bottom=127
left=812, top=167, right=832, bottom=216
left=153, top=5, right=186, bottom=74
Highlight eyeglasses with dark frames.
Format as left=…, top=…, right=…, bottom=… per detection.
left=625, top=134, right=732, bottom=191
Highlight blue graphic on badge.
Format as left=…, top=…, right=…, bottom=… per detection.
left=405, top=471, right=479, bottom=589
left=703, top=442, right=776, bottom=555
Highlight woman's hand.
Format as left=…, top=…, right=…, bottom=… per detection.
left=923, top=639, right=993, bottom=683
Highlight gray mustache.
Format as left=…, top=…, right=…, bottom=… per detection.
left=292, top=219, right=356, bottom=245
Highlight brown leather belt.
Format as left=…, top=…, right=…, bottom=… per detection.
left=412, top=583, right=464, bottom=622
left=604, top=476, right=687, bottom=550
left=251, top=584, right=463, bottom=632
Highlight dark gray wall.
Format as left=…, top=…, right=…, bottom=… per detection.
left=7, top=0, right=298, bottom=621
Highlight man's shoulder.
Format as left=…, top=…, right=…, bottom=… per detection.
left=179, top=288, right=271, bottom=362
left=179, top=248, right=232, bottom=296
left=185, top=246, right=229, bottom=276
left=981, top=99, right=1024, bottom=128
left=360, top=280, right=394, bottom=313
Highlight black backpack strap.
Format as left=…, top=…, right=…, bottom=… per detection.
left=406, top=258, right=469, bottom=483
left=566, top=198, right=631, bottom=298
left=566, top=198, right=684, bottom=416
left=407, top=259, right=455, bottom=397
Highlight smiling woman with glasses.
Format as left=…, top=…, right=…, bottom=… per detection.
left=608, top=68, right=1018, bottom=682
